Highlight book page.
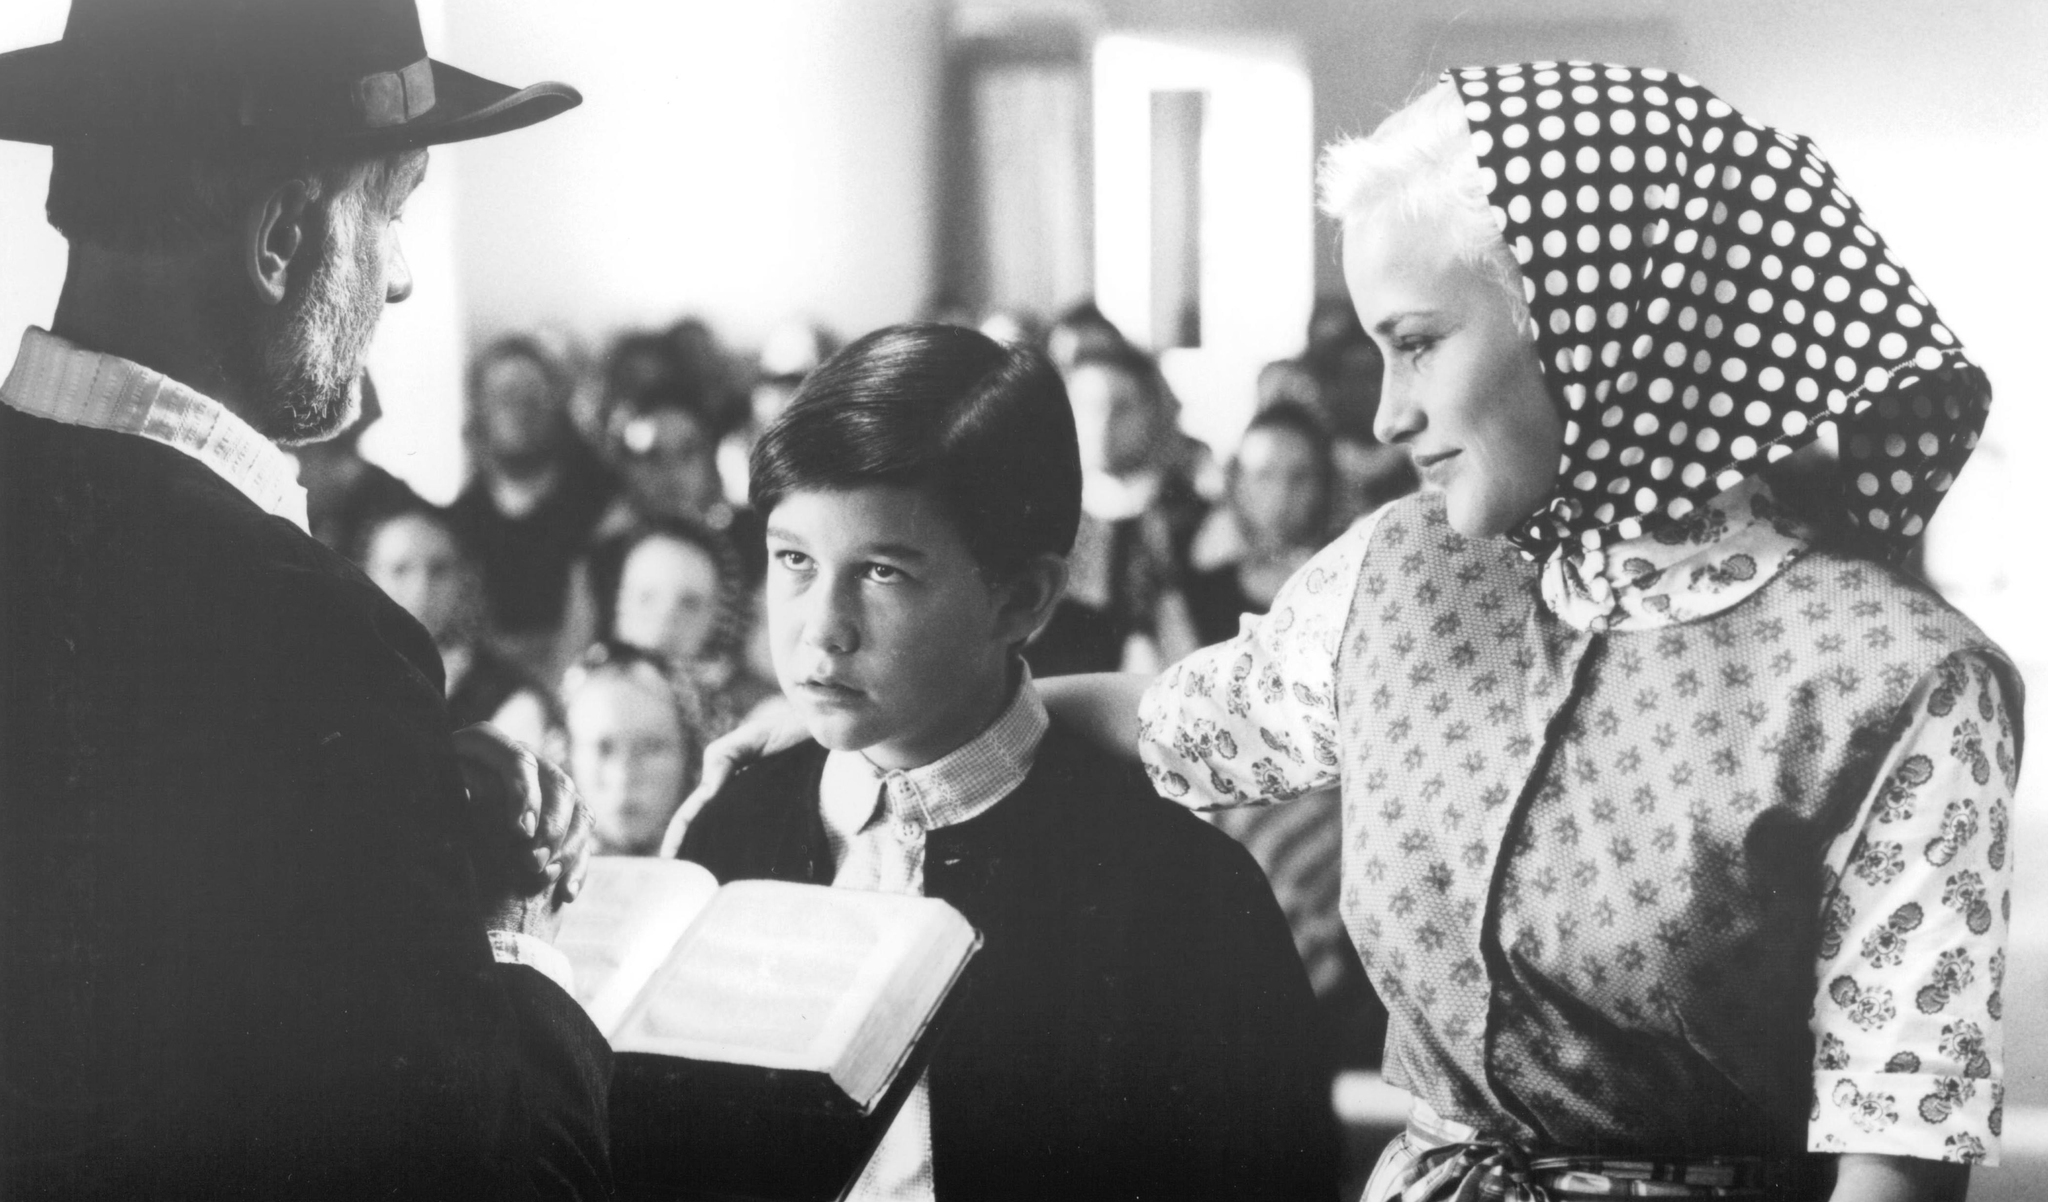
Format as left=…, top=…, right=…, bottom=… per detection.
left=611, top=880, right=976, bottom=1111
left=554, top=857, right=720, bottom=1038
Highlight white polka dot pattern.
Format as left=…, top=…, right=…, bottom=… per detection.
left=1452, top=63, right=1993, bottom=563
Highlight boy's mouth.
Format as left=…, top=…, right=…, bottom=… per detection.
left=796, top=677, right=864, bottom=703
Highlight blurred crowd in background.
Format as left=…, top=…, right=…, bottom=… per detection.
left=310, top=295, right=1418, bottom=1076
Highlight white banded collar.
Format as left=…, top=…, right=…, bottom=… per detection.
left=1, top=327, right=309, bottom=531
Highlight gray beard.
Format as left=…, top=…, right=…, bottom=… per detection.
left=244, top=200, right=384, bottom=447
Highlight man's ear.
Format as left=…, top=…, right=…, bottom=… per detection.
left=243, top=179, right=315, bottom=306
left=993, top=552, right=1070, bottom=650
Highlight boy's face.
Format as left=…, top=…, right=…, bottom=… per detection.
left=765, top=485, right=1026, bottom=772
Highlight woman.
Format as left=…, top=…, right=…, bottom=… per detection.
left=1183, top=402, right=1343, bottom=646
left=698, top=66, right=2015, bottom=1201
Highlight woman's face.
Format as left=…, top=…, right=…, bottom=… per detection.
left=1345, top=212, right=1563, bottom=538
left=1066, top=363, right=1162, bottom=479
left=566, top=670, right=689, bottom=856
left=1233, top=425, right=1328, bottom=549
left=363, top=513, right=471, bottom=647
left=615, top=534, right=722, bottom=665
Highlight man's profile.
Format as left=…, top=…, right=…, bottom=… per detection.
left=0, top=1, right=608, bottom=1197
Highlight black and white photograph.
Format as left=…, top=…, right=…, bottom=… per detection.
left=1, top=1, right=2042, bottom=1199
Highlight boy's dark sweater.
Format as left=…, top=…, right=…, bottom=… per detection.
left=675, top=720, right=1336, bottom=1202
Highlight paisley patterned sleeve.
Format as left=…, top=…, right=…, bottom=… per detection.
left=1809, top=651, right=2017, bottom=1165
left=1135, top=508, right=1383, bottom=811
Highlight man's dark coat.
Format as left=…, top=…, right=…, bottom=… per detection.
left=0, top=405, right=611, bottom=1199
left=677, top=725, right=1338, bottom=1202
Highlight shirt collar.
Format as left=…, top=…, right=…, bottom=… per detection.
left=1, top=327, right=309, bottom=531
left=1540, top=475, right=1809, bottom=633
left=820, top=666, right=1050, bottom=841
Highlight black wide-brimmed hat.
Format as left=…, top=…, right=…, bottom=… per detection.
left=0, top=0, right=579, bottom=150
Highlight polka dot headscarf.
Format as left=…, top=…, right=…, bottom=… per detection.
left=1452, top=62, right=1992, bottom=563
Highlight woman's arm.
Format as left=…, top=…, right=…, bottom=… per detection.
left=1809, top=652, right=2016, bottom=1175
left=1831, top=1154, right=1967, bottom=1202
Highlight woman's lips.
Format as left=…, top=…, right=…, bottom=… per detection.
left=1412, top=449, right=1461, bottom=480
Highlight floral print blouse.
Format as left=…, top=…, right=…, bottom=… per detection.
left=1137, top=478, right=2013, bottom=1163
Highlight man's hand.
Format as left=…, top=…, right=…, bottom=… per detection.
left=678, top=699, right=809, bottom=820
left=453, top=723, right=593, bottom=941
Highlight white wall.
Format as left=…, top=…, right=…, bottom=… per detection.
left=440, top=0, right=948, bottom=349
left=0, top=6, right=68, bottom=356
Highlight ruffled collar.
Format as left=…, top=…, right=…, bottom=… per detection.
left=1541, top=475, right=1807, bottom=632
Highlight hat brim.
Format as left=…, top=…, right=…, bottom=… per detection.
left=360, top=60, right=582, bottom=151
left=0, top=41, right=580, bottom=150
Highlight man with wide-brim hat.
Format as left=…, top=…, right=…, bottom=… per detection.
left=0, top=2, right=612, bottom=1197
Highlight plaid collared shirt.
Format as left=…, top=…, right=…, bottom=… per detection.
left=818, top=668, right=1049, bottom=1202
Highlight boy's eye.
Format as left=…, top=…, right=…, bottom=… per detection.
left=865, top=563, right=906, bottom=584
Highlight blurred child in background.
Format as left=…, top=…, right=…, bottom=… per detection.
left=561, top=643, right=697, bottom=856
left=357, top=501, right=562, bottom=754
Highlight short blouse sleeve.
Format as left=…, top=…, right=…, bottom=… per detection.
left=1136, top=509, right=1382, bottom=811
left=1809, top=651, right=2018, bottom=1165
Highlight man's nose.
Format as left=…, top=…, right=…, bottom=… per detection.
left=385, top=236, right=413, bottom=305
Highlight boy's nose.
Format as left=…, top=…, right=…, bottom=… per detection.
left=799, top=584, right=859, bottom=654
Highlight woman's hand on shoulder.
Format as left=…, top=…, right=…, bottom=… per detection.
left=680, top=698, right=810, bottom=819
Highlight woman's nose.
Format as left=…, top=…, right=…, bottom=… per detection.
left=1373, top=372, right=1423, bottom=446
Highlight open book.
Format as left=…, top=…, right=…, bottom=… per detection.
left=557, top=856, right=982, bottom=1115
left=555, top=857, right=983, bottom=1202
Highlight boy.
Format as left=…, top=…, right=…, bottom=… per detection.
left=679, top=324, right=1334, bottom=1201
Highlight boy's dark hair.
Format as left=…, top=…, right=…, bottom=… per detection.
left=750, top=322, right=1080, bottom=580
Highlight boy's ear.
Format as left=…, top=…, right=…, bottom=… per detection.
left=992, top=553, right=1069, bottom=651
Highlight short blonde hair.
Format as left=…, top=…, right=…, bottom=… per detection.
left=1317, top=80, right=1529, bottom=333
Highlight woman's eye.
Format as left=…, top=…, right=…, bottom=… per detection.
left=866, top=564, right=905, bottom=584
left=773, top=549, right=811, bottom=571
left=1395, top=335, right=1438, bottom=361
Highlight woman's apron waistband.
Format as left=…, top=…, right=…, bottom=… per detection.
left=1363, top=1097, right=1810, bottom=1201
